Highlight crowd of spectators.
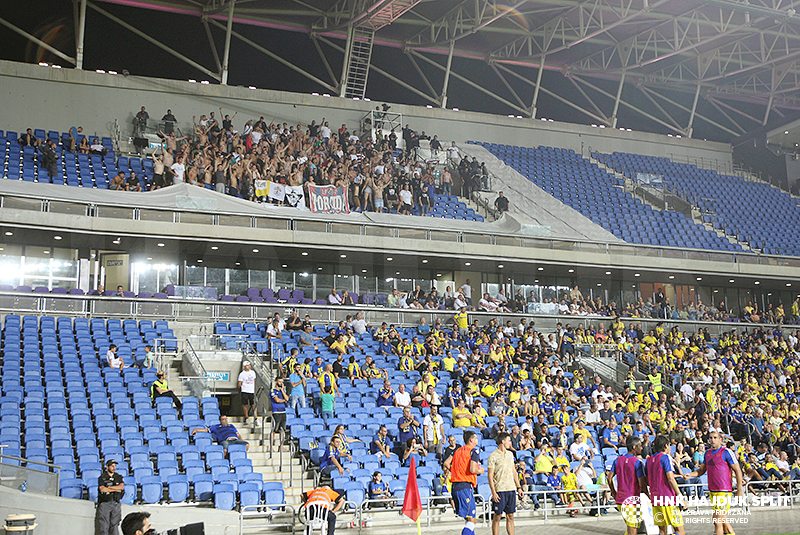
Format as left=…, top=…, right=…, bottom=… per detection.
left=123, top=108, right=469, bottom=217
left=273, top=302, right=800, bottom=513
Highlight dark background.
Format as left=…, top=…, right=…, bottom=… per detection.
left=1, top=1, right=769, bottom=143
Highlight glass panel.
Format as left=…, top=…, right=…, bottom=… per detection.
left=358, top=276, right=377, bottom=295
left=541, top=285, right=557, bottom=302
left=276, top=270, right=294, bottom=292
left=97, top=206, right=134, bottom=219
left=206, top=268, right=226, bottom=295
left=158, top=265, right=179, bottom=290
left=463, top=233, right=492, bottom=245
left=219, top=215, right=251, bottom=228
left=377, top=277, right=394, bottom=295
left=180, top=212, right=213, bottom=225
left=186, top=266, right=205, bottom=286
left=0, top=253, right=22, bottom=287
left=496, top=236, right=518, bottom=247
left=295, top=272, right=313, bottom=299
left=578, top=242, right=606, bottom=254
left=685, top=250, right=708, bottom=260
left=229, top=268, right=248, bottom=296
left=316, top=274, right=334, bottom=300
left=139, top=209, right=173, bottom=222
left=330, top=223, right=360, bottom=235
left=51, top=279, right=76, bottom=289
left=257, top=218, right=290, bottom=230
left=429, top=230, right=459, bottom=242
left=23, top=257, right=50, bottom=279
left=0, top=460, right=59, bottom=496
left=249, top=269, right=270, bottom=290
left=51, top=259, right=78, bottom=278
left=398, top=228, right=427, bottom=240
left=26, top=278, right=49, bottom=288
left=4, top=197, right=41, bottom=211
left=333, top=274, right=354, bottom=293
left=137, top=263, right=159, bottom=294
left=552, top=241, right=579, bottom=251
left=49, top=201, right=87, bottom=215
left=366, top=226, right=394, bottom=238
left=396, top=278, right=413, bottom=293
left=294, top=221, right=327, bottom=233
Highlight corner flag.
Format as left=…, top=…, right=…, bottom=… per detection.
left=401, top=457, right=422, bottom=523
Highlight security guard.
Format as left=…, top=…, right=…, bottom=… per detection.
left=150, top=370, right=182, bottom=411
left=97, top=459, right=124, bottom=535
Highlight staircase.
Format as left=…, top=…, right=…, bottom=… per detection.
left=229, top=417, right=311, bottom=500
left=591, top=154, right=751, bottom=251
left=341, top=27, right=374, bottom=100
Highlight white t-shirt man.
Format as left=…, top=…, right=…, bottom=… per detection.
left=320, top=125, right=331, bottom=140
left=575, top=464, right=595, bottom=488
left=570, top=441, right=591, bottom=461
left=351, top=318, right=367, bottom=335
left=107, top=349, right=122, bottom=369
left=171, top=161, right=185, bottom=182
left=422, top=413, right=444, bottom=443
left=238, top=368, right=256, bottom=394
left=680, top=383, right=694, bottom=403
left=399, top=188, right=413, bottom=206
left=394, top=389, right=411, bottom=408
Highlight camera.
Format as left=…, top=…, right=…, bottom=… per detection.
left=165, top=522, right=204, bottom=535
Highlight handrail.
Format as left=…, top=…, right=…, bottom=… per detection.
left=0, top=453, right=62, bottom=493
left=0, top=290, right=784, bottom=337
left=239, top=503, right=296, bottom=535
left=7, top=186, right=800, bottom=266
left=182, top=338, right=215, bottom=397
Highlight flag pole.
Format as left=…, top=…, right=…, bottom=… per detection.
left=416, top=516, right=421, bottom=535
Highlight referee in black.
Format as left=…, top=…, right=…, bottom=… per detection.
left=97, top=459, right=124, bottom=535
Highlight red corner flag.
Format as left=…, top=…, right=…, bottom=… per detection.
left=401, top=456, right=422, bottom=522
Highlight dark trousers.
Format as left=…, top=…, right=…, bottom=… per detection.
left=97, top=500, right=121, bottom=535
left=155, top=390, right=183, bottom=410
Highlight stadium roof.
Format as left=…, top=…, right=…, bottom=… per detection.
left=13, top=0, right=800, bottom=141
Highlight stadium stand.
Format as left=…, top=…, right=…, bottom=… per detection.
left=469, top=142, right=746, bottom=252
left=0, top=314, right=290, bottom=509
left=0, top=124, right=483, bottom=221
left=598, top=151, right=800, bottom=256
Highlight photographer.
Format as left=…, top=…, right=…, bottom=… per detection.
left=121, top=512, right=152, bottom=535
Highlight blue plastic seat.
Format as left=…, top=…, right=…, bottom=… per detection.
left=214, top=483, right=236, bottom=510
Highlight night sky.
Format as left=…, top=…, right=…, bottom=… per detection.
left=0, top=1, right=770, bottom=143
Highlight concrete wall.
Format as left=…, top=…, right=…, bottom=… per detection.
left=0, top=60, right=732, bottom=167
left=0, top=484, right=240, bottom=535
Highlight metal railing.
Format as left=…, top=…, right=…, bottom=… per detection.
left=181, top=338, right=215, bottom=398
left=297, top=500, right=361, bottom=533
left=239, top=503, right=296, bottom=535
left=0, top=291, right=784, bottom=341
left=0, top=454, right=61, bottom=496
left=6, top=187, right=800, bottom=269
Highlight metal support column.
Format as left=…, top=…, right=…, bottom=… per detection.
left=75, top=0, right=87, bottom=69
left=762, top=92, right=774, bottom=125
left=339, top=25, right=355, bottom=97
left=530, top=55, right=546, bottom=118
left=610, top=70, right=626, bottom=129
left=686, top=83, right=702, bottom=138
left=221, top=0, right=235, bottom=85
left=440, top=40, right=455, bottom=109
